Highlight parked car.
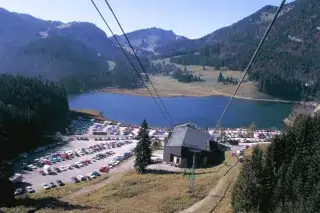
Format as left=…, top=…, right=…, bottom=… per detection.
left=26, top=186, right=35, bottom=193
left=86, top=173, right=95, bottom=180
left=99, top=166, right=109, bottom=173
left=71, top=176, right=79, bottom=183
left=92, top=171, right=101, bottom=177
left=41, top=183, right=51, bottom=190
left=54, top=167, right=61, bottom=173
left=14, top=188, right=23, bottom=196
left=78, top=175, right=86, bottom=181
left=49, top=181, right=57, bottom=188
left=39, top=170, right=46, bottom=176
left=56, top=180, right=65, bottom=186
left=76, top=162, right=83, bottom=167
left=59, top=166, right=67, bottom=171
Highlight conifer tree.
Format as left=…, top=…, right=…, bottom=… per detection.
left=134, top=119, right=152, bottom=173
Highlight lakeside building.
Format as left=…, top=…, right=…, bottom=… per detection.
left=163, top=123, right=220, bottom=168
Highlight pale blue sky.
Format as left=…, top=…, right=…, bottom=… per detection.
left=0, top=0, right=294, bottom=39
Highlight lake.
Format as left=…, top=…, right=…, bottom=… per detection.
left=69, top=92, right=294, bottom=129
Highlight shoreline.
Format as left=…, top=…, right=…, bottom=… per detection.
left=100, top=88, right=298, bottom=104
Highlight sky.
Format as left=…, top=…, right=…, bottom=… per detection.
left=0, top=0, right=294, bottom=39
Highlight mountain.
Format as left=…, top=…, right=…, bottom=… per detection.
left=0, top=7, right=59, bottom=56
left=47, top=22, right=123, bottom=60
left=113, top=27, right=188, bottom=56
left=0, top=8, right=141, bottom=92
left=169, top=0, right=320, bottom=100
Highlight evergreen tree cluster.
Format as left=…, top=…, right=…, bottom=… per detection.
left=0, top=74, right=69, bottom=157
left=231, top=114, right=320, bottom=213
left=217, top=72, right=238, bottom=85
left=134, top=119, right=152, bottom=173
left=171, top=67, right=202, bottom=83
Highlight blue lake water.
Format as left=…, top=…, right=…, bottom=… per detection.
left=68, top=92, right=294, bottom=129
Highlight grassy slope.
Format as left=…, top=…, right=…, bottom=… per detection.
left=3, top=152, right=241, bottom=213
left=151, top=59, right=277, bottom=99
left=103, top=58, right=279, bottom=100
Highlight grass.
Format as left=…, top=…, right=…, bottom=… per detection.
left=102, top=59, right=282, bottom=101
left=3, top=152, right=241, bottom=213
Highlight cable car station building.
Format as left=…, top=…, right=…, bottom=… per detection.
left=163, top=123, right=220, bottom=168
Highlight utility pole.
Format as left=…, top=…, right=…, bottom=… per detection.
left=188, top=150, right=199, bottom=195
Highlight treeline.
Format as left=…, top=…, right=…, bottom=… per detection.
left=217, top=72, right=238, bottom=85
left=256, top=72, right=320, bottom=101
left=172, top=67, right=202, bottom=83
left=0, top=74, right=69, bottom=156
left=232, top=114, right=320, bottom=213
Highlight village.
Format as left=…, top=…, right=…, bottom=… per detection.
left=10, top=116, right=280, bottom=196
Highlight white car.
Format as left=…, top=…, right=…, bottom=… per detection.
left=41, top=183, right=51, bottom=190
left=26, top=186, right=35, bottom=193
left=59, top=166, right=67, bottom=171
left=65, top=164, right=72, bottom=169
left=86, top=173, right=96, bottom=179
left=28, top=164, right=37, bottom=169
left=75, top=162, right=83, bottom=167
left=78, top=175, right=86, bottom=181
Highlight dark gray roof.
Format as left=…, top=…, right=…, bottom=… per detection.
left=165, top=123, right=214, bottom=151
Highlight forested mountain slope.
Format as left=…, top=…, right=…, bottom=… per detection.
left=0, top=8, right=59, bottom=56
left=48, top=22, right=123, bottom=60
left=169, top=0, right=320, bottom=100
left=0, top=8, right=142, bottom=92
left=0, top=35, right=141, bottom=93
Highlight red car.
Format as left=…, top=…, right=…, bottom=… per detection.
left=39, top=170, right=46, bottom=176
left=83, top=160, right=90, bottom=165
left=99, top=166, right=110, bottom=173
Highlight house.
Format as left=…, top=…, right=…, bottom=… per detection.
left=163, top=123, right=220, bottom=168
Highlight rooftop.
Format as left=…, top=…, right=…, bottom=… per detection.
left=165, top=123, right=214, bottom=151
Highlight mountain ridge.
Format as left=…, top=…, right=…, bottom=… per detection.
left=112, top=27, right=189, bottom=56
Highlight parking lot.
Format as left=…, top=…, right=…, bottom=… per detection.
left=15, top=138, right=137, bottom=192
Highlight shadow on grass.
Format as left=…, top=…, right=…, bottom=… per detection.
left=146, top=169, right=183, bottom=175
left=11, top=196, right=97, bottom=212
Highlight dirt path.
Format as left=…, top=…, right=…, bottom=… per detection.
left=179, top=161, right=240, bottom=213
left=64, top=158, right=135, bottom=200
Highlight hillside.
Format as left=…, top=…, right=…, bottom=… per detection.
left=48, top=22, right=123, bottom=60
left=113, top=27, right=188, bottom=56
left=168, top=0, right=320, bottom=100
left=0, top=7, right=59, bottom=56
left=0, top=35, right=142, bottom=93
left=0, top=8, right=142, bottom=93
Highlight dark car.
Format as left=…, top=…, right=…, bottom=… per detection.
left=49, top=181, right=57, bottom=188
left=92, top=171, right=101, bottom=177
left=54, top=167, right=61, bottom=173
left=71, top=176, right=80, bottom=183
left=56, top=180, right=65, bottom=186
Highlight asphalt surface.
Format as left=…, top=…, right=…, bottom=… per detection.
left=15, top=139, right=137, bottom=192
